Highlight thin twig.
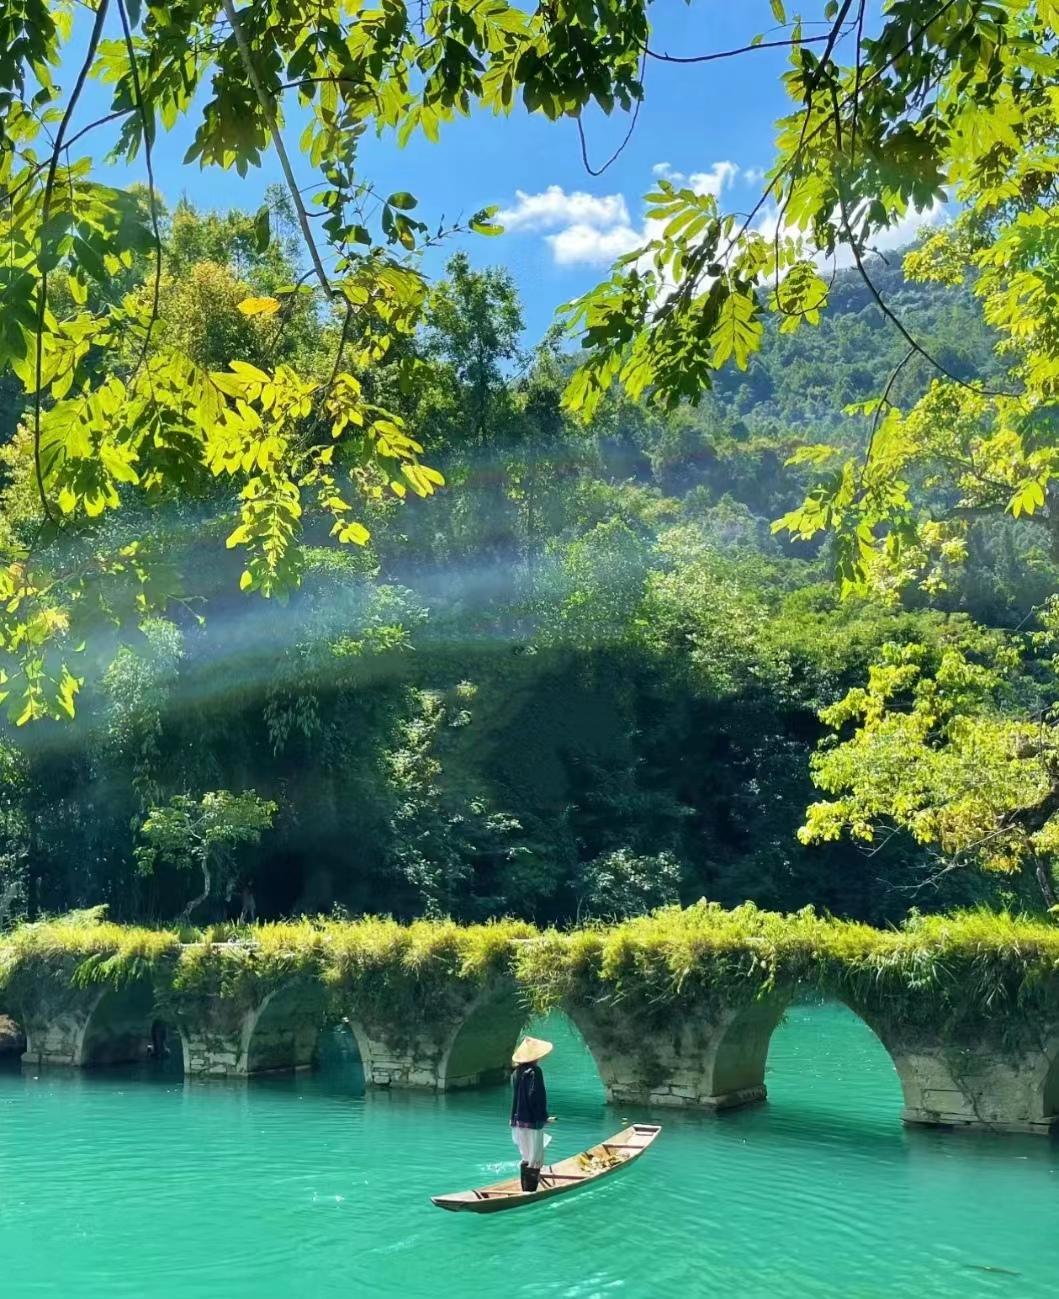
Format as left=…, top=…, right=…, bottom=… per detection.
left=731, top=1, right=1011, bottom=407
left=33, top=0, right=112, bottom=524
left=839, top=190, right=1013, bottom=398
left=326, top=301, right=355, bottom=394
left=267, top=265, right=319, bottom=358
left=803, top=0, right=855, bottom=106
left=116, top=0, right=162, bottom=379
left=6, top=109, right=135, bottom=207
left=643, top=31, right=835, bottom=65
left=576, top=50, right=646, bottom=178
left=220, top=0, right=334, bottom=299
left=865, top=344, right=915, bottom=462
left=851, top=0, right=866, bottom=163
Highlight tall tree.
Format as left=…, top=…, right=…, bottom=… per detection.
left=136, top=789, right=277, bottom=920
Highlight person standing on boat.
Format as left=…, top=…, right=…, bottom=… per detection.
left=510, top=1036, right=554, bottom=1192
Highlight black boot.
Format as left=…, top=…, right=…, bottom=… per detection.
left=519, top=1161, right=530, bottom=1191
left=524, top=1165, right=541, bottom=1193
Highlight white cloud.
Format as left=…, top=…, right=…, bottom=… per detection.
left=652, top=160, right=739, bottom=199
left=500, top=163, right=742, bottom=269
left=743, top=166, right=766, bottom=186
left=497, top=186, right=630, bottom=233
left=546, top=222, right=643, bottom=267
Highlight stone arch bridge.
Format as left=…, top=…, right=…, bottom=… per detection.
left=6, top=946, right=1058, bottom=1138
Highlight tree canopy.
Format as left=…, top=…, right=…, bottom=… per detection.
left=3, top=0, right=1055, bottom=719
left=5, top=1, right=1059, bottom=921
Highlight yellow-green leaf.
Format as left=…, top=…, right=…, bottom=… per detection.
left=237, top=296, right=282, bottom=318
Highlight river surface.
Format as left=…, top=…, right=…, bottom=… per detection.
left=1, top=1003, right=1056, bottom=1298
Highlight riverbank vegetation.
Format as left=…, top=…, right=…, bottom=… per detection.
left=0, top=215, right=1033, bottom=928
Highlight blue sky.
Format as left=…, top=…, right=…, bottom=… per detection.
left=71, top=2, right=937, bottom=342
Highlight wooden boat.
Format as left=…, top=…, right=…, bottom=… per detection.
left=431, top=1123, right=661, bottom=1214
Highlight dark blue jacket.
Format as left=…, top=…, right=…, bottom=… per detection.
left=510, top=1062, right=548, bottom=1129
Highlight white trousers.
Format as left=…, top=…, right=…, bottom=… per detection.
left=511, top=1126, right=545, bottom=1168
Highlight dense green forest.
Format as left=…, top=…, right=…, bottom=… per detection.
left=0, top=198, right=1040, bottom=928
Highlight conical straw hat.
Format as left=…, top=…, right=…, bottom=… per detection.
left=512, top=1036, right=553, bottom=1065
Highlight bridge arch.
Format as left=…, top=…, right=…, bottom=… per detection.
left=704, top=993, right=995, bottom=1125
left=240, top=983, right=330, bottom=1075
left=566, top=990, right=795, bottom=1110
left=706, top=994, right=794, bottom=1108
left=740, top=998, right=1059, bottom=1135
left=79, top=980, right=186, bottom=1071
left=438, top=982, right=527, bottom=1090
left=562, top=989, right=920, bottom=1116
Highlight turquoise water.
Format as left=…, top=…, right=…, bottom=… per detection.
left=1, top=1003, right=1057, bottom=1298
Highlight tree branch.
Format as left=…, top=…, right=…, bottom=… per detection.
left=116, top=0, right=162, bottom=378
left=804, top=0, right=855, bottom=106
left=837, top=189, right=1014, bottom=399
left=219, top=0, right=335, bottom=299
left=717, top=0, right=960, bottom=276
left=576, top=49, right=646, bottom=178
left=643, top=31, right=836, bottom=65
left=33, top=0, right=112, bottom=526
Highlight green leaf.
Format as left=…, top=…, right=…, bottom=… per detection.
left=386, top=192, right=417, bottom=211
left=770, top=0, right=786, bottom=22
left=72, top=236, right=107, bottom=283
left=1010, top=479, right=1046, bottom=518
left=710, top=291, right=763, bottom=371
left=253, top=204, right=271, bottom=254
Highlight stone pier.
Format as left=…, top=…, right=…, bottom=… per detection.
left=856, top=1009, right=1059, bottom=1136
left=347, top=978, right=527, bottom=1091
left=570, top=992, right=791, bottom=1110
left=12, top=964, right=529, bottom=1091
left=17, top=973, right=176, bottom=1070
left=178, top=980, right=330, bottom=1078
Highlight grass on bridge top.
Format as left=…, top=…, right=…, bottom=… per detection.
left=1, top=904, right=1058, bottom=1029
left=513, top=903, right=1059, bottom=1030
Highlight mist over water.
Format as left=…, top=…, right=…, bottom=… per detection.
left=1, top=1005, right=1056, bottom=1298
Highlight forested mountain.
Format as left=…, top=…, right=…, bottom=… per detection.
left=0, top=208, right=1037, bottom=927
left=710, top=256, right=1001, bottom=432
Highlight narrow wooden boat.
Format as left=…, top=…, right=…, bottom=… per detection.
left=431, top=1123, right=661, bottom=1214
